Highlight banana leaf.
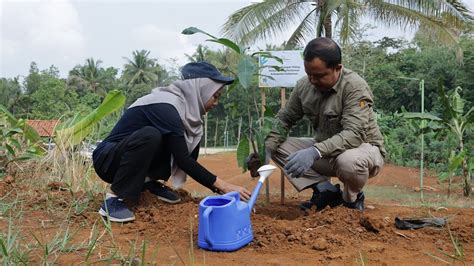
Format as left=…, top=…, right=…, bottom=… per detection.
left=55, top=90, right=125, bottom=146
left=0, top=104, right=41, bottom=143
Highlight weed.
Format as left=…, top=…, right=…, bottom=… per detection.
left=425, top=221, right=466, bottom=265
left=0, top=216, right=30, bottom=265
left=189, top=216, right=195, bottom=266
left=357, top=251, right=367, bottom=266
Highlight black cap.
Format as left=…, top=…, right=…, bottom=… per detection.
left=181, top=61, right=234, bottom=85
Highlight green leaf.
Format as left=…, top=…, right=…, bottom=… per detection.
left=236, top=136, right=250, bottom=173
left=464, top=107, right=474, bottom=125
left=181, top=27, right=217, bottom=39
left=0, top=104, right=41, bottom=142
left=237, top=55, right=257, bottom=89
left=56, top=90, right=125, bottom=146
left=206, top=39, right=241, bottom=54
left=252, top=52, right=283, bottom=64
left=403, top=112, right=442, bottom=121
left=255, top=130, right=266, bottom=163
left=9, top=138, right=21, bottom=150
left=227, top=78, right=240, bottom=93
left=5, top=144, right=15, bottom=156
left=182, top=27, right=242, bottom=54
left=448, top=151, right=466, bottom=172
left=438, top=84, right=457, bottom=121
left=450, top=87, right=464, bottom=115
left=9, top=155, right=35, bottom=163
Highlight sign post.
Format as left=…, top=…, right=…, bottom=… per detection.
left=259, top=50, right=304, bottom=205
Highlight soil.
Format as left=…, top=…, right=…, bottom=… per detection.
left=1, top=152, right=473, bottom=265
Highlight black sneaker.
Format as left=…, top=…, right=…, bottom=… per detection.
left=143, top=181, right=181, bottom=204
left=299, top=182, right=343, bottom=211
left=99, top=193, right=135, bottom=222
left=343, top=191, right=365, bottom=211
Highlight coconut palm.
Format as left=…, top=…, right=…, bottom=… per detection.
left=222, top=0, right=473, bottom=48
left=69, top=58, right=107, bottom=96
left=122, top=50, right=159, bottom=86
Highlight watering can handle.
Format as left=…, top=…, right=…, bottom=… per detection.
left=223, top=191, right=240, bottom=201
left=203, top=207, right=213, bottom=247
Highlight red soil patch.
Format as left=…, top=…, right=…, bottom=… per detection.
left=1, top=153, right=473, bottom=264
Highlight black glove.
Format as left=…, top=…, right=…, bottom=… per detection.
left=284, top=147, right=321, bottom=178
left=245, top=153, right=262, bottom=177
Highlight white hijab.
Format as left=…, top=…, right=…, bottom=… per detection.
left=129, top=78, right=223, bottom=188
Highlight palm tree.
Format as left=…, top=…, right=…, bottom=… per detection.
left=222, top=0, right=473, bottom=48
left=185, top=44, right=210, bottom=62
left=69, top=58, right=107, bottom=96
left=122, top=50, right=159, bottom=86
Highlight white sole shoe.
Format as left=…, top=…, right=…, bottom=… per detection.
left=99, top=208, right=135, bottom=223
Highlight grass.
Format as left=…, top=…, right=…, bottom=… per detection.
left=364, top=185, right=473, bottom=208
left=425, top=222, right=466, bottom=265
left=1, top=146, right=472, bottom=264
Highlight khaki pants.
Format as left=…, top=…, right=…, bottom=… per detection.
left=272, top=138, right=384, bottom=202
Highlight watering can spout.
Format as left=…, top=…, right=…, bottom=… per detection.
left=247, top=164, right=277, bottom=210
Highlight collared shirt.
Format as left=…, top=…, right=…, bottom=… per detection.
left=266, top=67, right=386, bottom=158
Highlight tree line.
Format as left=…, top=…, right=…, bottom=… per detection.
left=1, top=34, right=473, bottom=175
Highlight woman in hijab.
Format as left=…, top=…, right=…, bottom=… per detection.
left=93, top=62, right=251, bottom=222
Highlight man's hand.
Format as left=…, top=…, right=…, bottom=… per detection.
left=284, top=147, right=321, bottom=178
left=245, top=153, right=262, bottom=177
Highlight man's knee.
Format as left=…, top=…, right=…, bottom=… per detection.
left=335, top=149, right=368, bottom=178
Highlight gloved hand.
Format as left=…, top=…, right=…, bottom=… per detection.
left=284, top=147, right=321, bottom=178
left=245, top=153, right=262, bottom=177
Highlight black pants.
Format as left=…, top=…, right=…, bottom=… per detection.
left=93, top=126, right=172, bottom=202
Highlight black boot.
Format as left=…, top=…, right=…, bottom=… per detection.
left=343, top=191, right=365, bottom=211
left=299, top=181, right=343, bottom=211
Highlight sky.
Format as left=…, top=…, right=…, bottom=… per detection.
left=1, top=0, right=474, bottom=79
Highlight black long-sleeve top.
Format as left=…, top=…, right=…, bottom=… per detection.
left=97, top=103, right=217, bottom=189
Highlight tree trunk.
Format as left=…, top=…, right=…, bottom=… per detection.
left=224, top=116, right=229, bottom=150
left=323, top=15, right=332, bottom=38
left=460, top=140, right=471, bottom=197
left=316, top=0, right=332, bottom=38
left=213, top=118, right=219, bottom=148
left=204, top=114, right=208, bottom=154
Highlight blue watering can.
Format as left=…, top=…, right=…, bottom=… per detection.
left=197, top=165, right=276, bottom=251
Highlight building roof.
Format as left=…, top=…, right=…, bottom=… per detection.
left=26, top=120, right=60, bottom=137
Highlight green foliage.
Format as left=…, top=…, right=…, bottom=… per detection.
left=0, top=109, right=44, bottom=176
left=236, top=135, right=249, bottom=172
left=122, top=50, right=160, bottom=86
left=0, top=77, right=21, bottom=110
left=222, top=1, right=472, bottom=48
left=69, top=58, right=110, bottom=96
left=183, top=27, right=282, bottom=172
left=56, top=90, right=126, bottom=146
left=403, top=85, right=473, bottom=196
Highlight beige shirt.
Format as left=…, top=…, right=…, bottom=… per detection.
left=266, top=67, right=386, bottom=158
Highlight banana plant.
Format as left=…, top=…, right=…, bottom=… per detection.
left=404, top=86, right=473, bottom=197
left=0, top=106, right=45, bottom=176
left=55, top=89, right=125, bottom=147
left=182, top=27, right=281, bottom=173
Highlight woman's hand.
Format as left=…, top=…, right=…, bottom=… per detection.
left=213, top=177, right=251, bottom=201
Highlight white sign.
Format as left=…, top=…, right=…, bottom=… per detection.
left=259, top=50, right=305, bottom=88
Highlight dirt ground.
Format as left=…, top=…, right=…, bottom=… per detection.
left=1, top=152, right=473, bottom=265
